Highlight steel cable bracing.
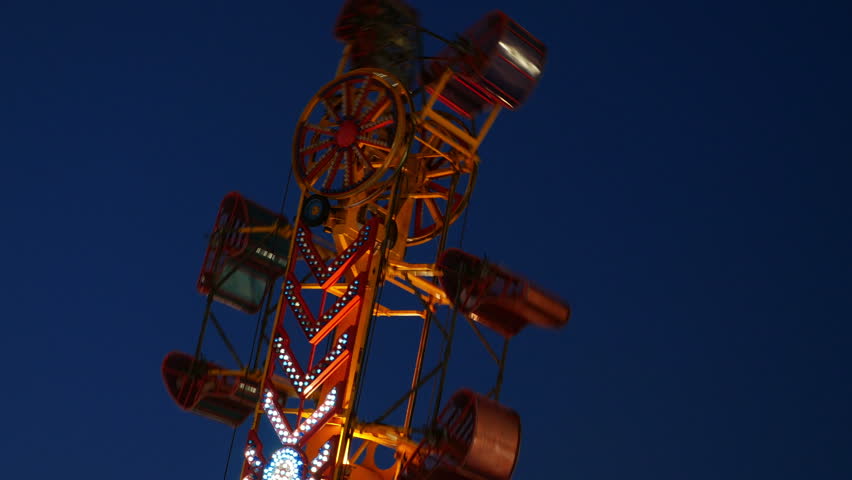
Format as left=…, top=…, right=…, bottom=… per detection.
left=218, top=157, right=296, bottom=480
left=195, top=158, right=296, bottom=368
left=345, top=150, right=410, bottom=450
left=339, top=114, right=467, bottom=467
left=424, top=170, right=466, bottom=427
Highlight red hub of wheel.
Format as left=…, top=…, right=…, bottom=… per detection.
left=336, top=120, right=359, bottom=148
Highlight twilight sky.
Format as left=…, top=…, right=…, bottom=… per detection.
left=2, top=1, right=851, bottom=479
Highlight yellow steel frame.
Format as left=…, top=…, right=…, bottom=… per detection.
left=237, top=56, right=507, bottom=480
left=315, top=65, right=504, bottom=479
left=415, top=69, right=502, bottom=161
left=238, top=224, right=293, bottom=238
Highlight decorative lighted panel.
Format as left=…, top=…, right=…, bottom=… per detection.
left=240, top=218, right=379, bottom=480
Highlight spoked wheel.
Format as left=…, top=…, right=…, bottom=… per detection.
left=406, top=112, right=478, bottom=246
left=293, top=69, right=410, bottom=200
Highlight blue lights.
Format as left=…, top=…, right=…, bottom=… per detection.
left=263, top=447, right=305, bottom=480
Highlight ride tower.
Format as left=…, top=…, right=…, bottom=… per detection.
left=162, top=3, right=570, bottom=480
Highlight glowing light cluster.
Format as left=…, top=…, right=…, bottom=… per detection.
left=294, top=222, right=374, bottom=284
left=284, top=276, right=364, bottom=341
left=293, top=227, right=326, bottom=282
left=244, top=436, right=266, bottom=478
left=263, top=447, right=305, bottom=480
left=307, top=440, right=336, bottom=480
left=294, top=226, right=320, bottom=265
left=296, top=387, right=338, bottom=439
left=263, top=389, right=295, bottom=444
left=318, top=332, right=349, bottom=365
left=317, top=280, right=363, bottom=328
left=272, top=333, right=350, bottom=394
left=283, top=278, right=320, bottom=338
left=263, top=387, right=339, bottom=445
left=321, top=224, right=372, bottom=280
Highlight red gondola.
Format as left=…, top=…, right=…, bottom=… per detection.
left=161, top=352, right=297, bottom=427
left=424, top=11, right=547, bottom=118
left=334, top=0, right=421, bottom=85
left=437, top=248, right=570, bottom=337
left=197, top=192, right=292, bottom=314
left=162, top=352, right=262, bottom=427
left=401, top=389, right=521, bottom=480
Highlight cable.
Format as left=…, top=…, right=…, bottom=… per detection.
left=221, top=427, right=238, bottom=480
left=278, top=159, right=295, bottom=217
left=217, top=150, right=296, bottom=480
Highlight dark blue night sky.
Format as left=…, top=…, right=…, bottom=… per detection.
left=2, top=1, right=851, bottom=479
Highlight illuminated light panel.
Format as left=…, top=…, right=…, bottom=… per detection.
left=263, top=387, right=339, bottom=445
left=283, top=277, right=321, bottom=339
left=307, top=439, right=337, bottom=480
left=263, top=389, right=295, bottom=444
left=498, top=40, right=542, bottom=77
left=309, top=277, right=365, bottom=343
left=263, top=447, right=305, bottom=480
left=244, top=435, right=267, bottom=477
left=284, top=275, right=366, bottom=343
left=295, top=387, right=338, bottom=441
left=273, top=331, right=351, bottom=396
left=293, top=220, right=376, bottom=287
left=242, top=431, right=266, bottom=480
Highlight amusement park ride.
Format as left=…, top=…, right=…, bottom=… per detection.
left=162, top=2, right=570, bottom=480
